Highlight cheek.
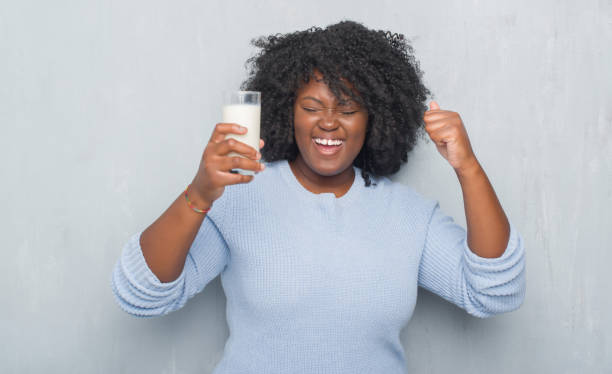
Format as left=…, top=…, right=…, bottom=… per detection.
left=292, top=120, right=306, bottom=141
left=353, top=118, right=368, bottom=143
left=293, top=113, right=314, bottom=140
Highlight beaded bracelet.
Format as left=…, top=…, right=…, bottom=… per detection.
left=183, top=184, right=212, bottom=214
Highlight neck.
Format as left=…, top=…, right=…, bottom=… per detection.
left=289, top=155, right=355, bottom=198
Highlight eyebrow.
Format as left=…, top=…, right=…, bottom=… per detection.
left=301, top=96, right=356, bottom=107
left=302, top=96, right=324, bottom=105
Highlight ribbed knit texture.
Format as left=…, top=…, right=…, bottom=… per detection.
left=111, top=159, right=526, bottom=374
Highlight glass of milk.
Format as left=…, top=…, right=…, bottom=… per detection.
left=222, top=91, right=261, bottom=176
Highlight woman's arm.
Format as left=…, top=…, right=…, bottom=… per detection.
left=139, top=188, right=211, bottom=283
left=419, top=101, right=525, bottom=317
left=417, top=200, right=525, bottom=318
left=424, top=101, right=510, bottom=258
left=455, top=159, right=510, bottom=258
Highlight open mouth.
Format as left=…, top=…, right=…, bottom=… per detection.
left=312, top=137, right=344, bottom=156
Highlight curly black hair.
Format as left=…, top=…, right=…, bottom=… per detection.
left=241, top=20, right=431, bottom=187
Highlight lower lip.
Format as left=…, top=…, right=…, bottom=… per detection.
left=312, top=139, right=344, bottom=156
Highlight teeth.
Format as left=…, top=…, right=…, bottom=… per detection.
left=314, top=138, right=343, bottom=146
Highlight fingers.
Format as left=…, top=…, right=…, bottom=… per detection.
left=424, top=108, right=461, bottom=132
left=427, top=126, right=456, bottom=146
left=210, top=123, right=262, bottom=158
left=194, top=125, right=263, bottom=203
left=202, top=123, right=266, bottom=188
left=215, top=170, right=255, bottom=186
left=219, top=155, right=265, bottom=173
left=424, top=121, right=446, bottom=134
left=215, top=137, right=260, bottom=160
left=209, top=123, right=247, bottom=144
left=429, top=101, right=440, bottom=111
left=424, top=109, right=451, bottom=119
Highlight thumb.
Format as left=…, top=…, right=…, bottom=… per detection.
left=429, top=101, right=440, bottom=110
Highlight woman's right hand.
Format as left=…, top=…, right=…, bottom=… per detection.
left=190, top=123, right=265, bottom=206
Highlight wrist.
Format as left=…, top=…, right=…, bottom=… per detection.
left=184, top=184, right=213, bottom=213
left=454, top=158, right=483, bottom=179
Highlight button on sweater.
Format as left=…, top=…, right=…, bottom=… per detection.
left=111, top=159, right=526, bottom=374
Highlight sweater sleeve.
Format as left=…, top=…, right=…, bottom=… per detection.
left=110, top=215, right=230, bottom=317
left=417, top=201, right=526, bottom=318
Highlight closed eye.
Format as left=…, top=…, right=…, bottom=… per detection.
left=302, top=107, right=359, bottom=115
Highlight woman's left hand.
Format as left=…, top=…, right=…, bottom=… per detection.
left=423, top=101, right=479, bottom=174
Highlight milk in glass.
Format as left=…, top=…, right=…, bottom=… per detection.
left=222, top=99, right=261, bottom=176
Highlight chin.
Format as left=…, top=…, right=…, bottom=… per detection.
left=305, top=156, right=351, bottom=177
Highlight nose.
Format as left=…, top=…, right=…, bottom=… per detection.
left=318, top=108, right=340, bottom=130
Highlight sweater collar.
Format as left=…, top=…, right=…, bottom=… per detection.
left=278, top=159, right=363, bottom=204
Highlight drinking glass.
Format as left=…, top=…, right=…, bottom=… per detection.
left=222, top=91, right=261, bottom=176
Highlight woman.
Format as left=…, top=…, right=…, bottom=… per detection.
left=111, top=20, right=525, bottom=373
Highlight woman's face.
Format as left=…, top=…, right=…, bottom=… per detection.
left=292, top=73, right=368, bottom=177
